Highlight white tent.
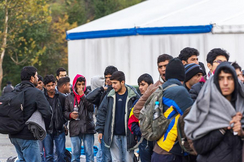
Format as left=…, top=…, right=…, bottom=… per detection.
left=67, top=0, right=244, bottom=85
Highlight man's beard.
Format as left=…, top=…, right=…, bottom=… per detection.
left=116, top=86, right=122, bottom=93
left=33, top=80, right=38, bottom=87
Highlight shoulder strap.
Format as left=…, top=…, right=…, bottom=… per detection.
left=162, top=84, right=178, bottom=92
left=158, top=83, right=178, bottom=105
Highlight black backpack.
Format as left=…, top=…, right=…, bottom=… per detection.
left=0, top=88, right=28, bottom=134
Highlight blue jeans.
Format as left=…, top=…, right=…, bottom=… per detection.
left=110, top=135, right=134, bottom=162
left=10, top=138, right=41, bottom=162
left=38, top=140, right=45, bottom=162
left=138, top=138, right=153, bottom=162
left=96, top=143, right=103, bottom=162
left=43, top=132, right=66, bottom=162
left=100, top=138, right=112, bottom=162
left=70, top=134, right=94, bottom=162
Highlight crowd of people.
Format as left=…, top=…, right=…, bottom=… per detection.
left=4, top=47, right=244, bottom=162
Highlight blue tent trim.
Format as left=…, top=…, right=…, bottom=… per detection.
left=66, top=25, right=213, bottom=40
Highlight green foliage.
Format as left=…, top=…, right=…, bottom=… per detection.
left=0, top=0, right=144, bottom=88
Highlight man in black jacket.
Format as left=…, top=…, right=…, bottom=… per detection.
left=43, top=74, right=66, bottom=162
left=86, top=65, right=118, bottom=162
left=64, top=74, right=95, bottom=162
left=96, top=71, right=140, bottom=162
left=86, top=65, right=118, bottom=108
left=184, top=63, right=203, bottom=91
left=9, top=66, right=52, bottom=162
left=185, top=62, right=244, bottom=162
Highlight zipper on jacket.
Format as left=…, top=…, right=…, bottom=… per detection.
left=110, top=94, right=116, bottom=146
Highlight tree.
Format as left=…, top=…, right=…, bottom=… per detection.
left=0, top=0, right=52, bottom=89
left=0, top=0, right=145, bottom=89
left=34, top=14, right=77, bottom=77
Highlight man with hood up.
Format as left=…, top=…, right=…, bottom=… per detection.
left=184, top=62, right=244, bottom=162
left=64, top=74, right=95, bottom=162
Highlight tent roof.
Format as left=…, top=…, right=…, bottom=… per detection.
left=67, top=0, right=244, bottom=40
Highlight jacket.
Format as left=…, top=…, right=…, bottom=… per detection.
left=96, top=85, right=140, bottom=149
left=184, top=62, right=244, bottom=140
left=189, top=82, right=204, bottom=102
left=133, top=80, right=163, bottom=119
left=86, top=85, right=113, bottom=107
left=64, top=74, right=95, bottom=136
left=44, top=89, right=66, bottom=135
left=155, top=79, right=193, bottom=156
left=9, top=81, right=52, bottom=140
left=193, top=130, right=242, bottom=162
left=189, top=75, right=206, bottom=102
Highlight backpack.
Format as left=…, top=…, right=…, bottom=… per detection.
left=0, top=88, right=28, bottom=134
left=177, top=107, right=197, bottom=156
left=139, top=84, right=178, bottom=141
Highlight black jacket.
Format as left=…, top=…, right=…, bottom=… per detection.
left=64, top=92, right=95, bottom=136
left=189, top=82, right=204, bottom=102
left=9, top=81, right=52, bottom=140
left=193, top=130, right=242, bottom=162
left=44, top=89, right=66, bottom=135
left=192, top=62, right=243, bottom=162
left=86, top=85, right=113, bottom=107
left=96, top=85, right=140, bottom=149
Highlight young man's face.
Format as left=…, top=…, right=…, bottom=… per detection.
left=208, top=55, right=227, bottom=74
left=105, top=74, right=112, bottom=86
left=218, top=71, right=235, bottom=98
left=75, top=81, right=85, bottom=92
left=31, top=72, right=39, bottom=87
left=64, top=82, right=71, bottom=93
left=235, top=68, right=244, bottom=83
left=187, top=73, right=203, bottom=88
left=139, top=81, right=149, bottom=95
left=36, top=80, right=44, bottom=91
left=186, top=55, right=199, bottom=65
left=158, top=60, right=169, bottom=81
left=111, top=80, right=124, bottom=93
left=45, top=82, right=56, bottom=94
left=56, top=71, right=67, bottom=81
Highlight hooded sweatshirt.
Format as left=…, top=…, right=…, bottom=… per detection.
left=72, top=74, right=87, bottom=106
left=64, top=74, right=95, bottom=136
left=185, top=62, right=244, bottom=140
left=213, top=62, right=239, bottom=107
left=90, top=75, right=105, bottom=91
left=185, top=62, right=243, bottom=162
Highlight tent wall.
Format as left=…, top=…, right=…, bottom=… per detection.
left=68, top=34, right=244, bottom=85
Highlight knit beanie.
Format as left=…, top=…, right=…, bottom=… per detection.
left=165, top=58, right=185, bottom=81
left=184, top=63, right=203, bottom=82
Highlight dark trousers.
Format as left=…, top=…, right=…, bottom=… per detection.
left=151, top=152, right=182, bottom=162
left=138, top=138, right=154, bottom=162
